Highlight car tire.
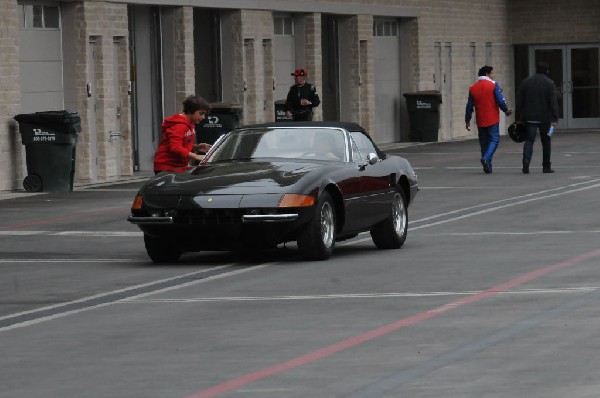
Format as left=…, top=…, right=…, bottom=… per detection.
left=298, top=191, right=336, bottom=260
left=370, top=190, right=408, bottom=249
left=144, top=233, right=183, bottom=263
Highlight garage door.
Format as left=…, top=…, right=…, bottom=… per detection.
left=373, top=18, right=400, bottom=144
left=18, top=3, right=64, bottom=113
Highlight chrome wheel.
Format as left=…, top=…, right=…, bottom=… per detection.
left=320, top=201, right=335, bottom=248
left=392, top=192, right=407, bottom=237
left=370, top=189, right=408, bottom=250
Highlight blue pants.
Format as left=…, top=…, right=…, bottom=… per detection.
left=478, top=124, right=500, bottom=164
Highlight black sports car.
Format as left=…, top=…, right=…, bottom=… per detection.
left=128, top=122, right=418, bottom=262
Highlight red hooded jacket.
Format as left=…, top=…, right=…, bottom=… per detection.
left=153, top=113, right=196, bottom=172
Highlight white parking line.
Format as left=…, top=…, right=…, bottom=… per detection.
left=120, top=287, right=599, bottom=304
left=0, top=264, right=272, bottom=332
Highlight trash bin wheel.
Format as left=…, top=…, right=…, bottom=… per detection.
left=23, top=174, right=43, bottom=192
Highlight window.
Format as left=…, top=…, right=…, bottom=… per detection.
left=350, top=131, right=378, bottom=161
left=373, top=19, right=398, bottom=37
left=18, top=3, right=60, bottom=29
left=274, top=15, right=293, bottom=36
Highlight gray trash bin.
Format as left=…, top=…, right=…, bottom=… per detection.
left=14, top=110, right=81, bottom=192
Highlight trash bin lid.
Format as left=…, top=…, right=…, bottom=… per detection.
left=14, top=110, right=81, bottom=135
left=209, top=102, right=242, bottom=109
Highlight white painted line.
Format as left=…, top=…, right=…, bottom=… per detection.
left=52, top=231, right=143, bottom=237
left=342, top=179, right=600, bottom=246
left=417, top=231, right=600, bottom=236
left=0, top=259, right=144, bottom=263
left=0, top=230, right=47, bottom=236
left=121, top=287, right=599, bottom=304
left=0, top=230, right=142, bottom=237
left=0, top=263, right=275, bottom=332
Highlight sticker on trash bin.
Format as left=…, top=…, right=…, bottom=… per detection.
left=204, top=116, right=222, bottom=128
left=32, top=128, right=56, bottom=142
left=416, top=100, right=432, bottom=109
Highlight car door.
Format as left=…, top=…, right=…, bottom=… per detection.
left=350, top=131, right=395, bottom=228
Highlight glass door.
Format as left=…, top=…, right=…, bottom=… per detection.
left=529, top=46, right=566, bottom=126
left=530, top=44, right=600, bottom=129
left=568, top=45, right=600, bottom=128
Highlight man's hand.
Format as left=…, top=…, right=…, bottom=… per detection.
left=193, top=143, right=212, bottom=152
left=505, top=109, right=513, bottom=116
left=466, top=121, right=471, bottom=131
left=300, top=99, right=311, bottom=106
left=285, top=111, right=292, bottom=118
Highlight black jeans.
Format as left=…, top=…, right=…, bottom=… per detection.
left=523, top=122, right=551, bottom=167
left=292, top=111, right=313, bottom=121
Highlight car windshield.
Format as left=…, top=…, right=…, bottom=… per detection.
left=205, top=127, right=347, bottom=162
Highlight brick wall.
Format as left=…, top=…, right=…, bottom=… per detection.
left=511, top=0, right=600, bottom=44
left=65, top=1, right=131, bottom=183
left=0, top=0, right=21, bottom=191
left=173, top=7, right=195, bottom=108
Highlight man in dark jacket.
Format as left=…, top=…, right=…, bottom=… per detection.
left=285, top=68, right=320, bottom=121
left=516, top=61, right=559, bottom=174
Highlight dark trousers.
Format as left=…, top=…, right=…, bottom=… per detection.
left=292, top=111, right=313, bottom=121
left=523, top=122, right=551, bottom=167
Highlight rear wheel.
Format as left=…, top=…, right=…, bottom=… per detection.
left=144, top=234, right=183, bottom=263
left=297, top=192, right=336, bottom=260
left=370, top=190, right=407, bottom=249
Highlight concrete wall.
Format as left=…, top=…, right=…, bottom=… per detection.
left=1, top=0, right=597, bottom=191
left=0, top=0, right=22, bottom=191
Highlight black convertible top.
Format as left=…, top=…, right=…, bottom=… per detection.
left=239, top=121, right=367, bottom=133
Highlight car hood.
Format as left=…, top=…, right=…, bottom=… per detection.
left=142, top=160, right=326, bottom=196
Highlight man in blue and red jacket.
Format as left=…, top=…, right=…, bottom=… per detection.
left=465, top=65, right=513, bottom=173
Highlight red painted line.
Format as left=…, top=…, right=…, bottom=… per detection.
left=3, top=207, right=128, bottom=229
left=188, top=248, right=600, bottom=398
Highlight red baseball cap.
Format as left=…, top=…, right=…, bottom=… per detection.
left=291, top=68, right=308, bottom=77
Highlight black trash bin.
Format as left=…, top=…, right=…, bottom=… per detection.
left=403, top=91, right=442, bottom=142
left=274, top=99, right=293, bottom=122
left=197, top=103, right=242, bottom=145
left=14, top=110, right=81, bottom=192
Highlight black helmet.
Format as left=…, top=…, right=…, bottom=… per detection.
left=508, top=122, right=527, bottom=143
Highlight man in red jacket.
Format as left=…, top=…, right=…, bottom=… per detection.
left=465, top=65, right=513, bottom=174
left=153, top=95, right=212, bottom=174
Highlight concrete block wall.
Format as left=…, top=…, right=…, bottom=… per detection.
left=0, top=0, right=22, bottom=191
left=510, top=0, right=600, bottom=44
left=173, top=7, right=196, bottom=108
left=410, top=0, right=513, bottom=141
left=304, top=13, right=323, bottom=122
left=238, top=10, right=274, bottom=125
left=356, top=14, right=375, bottom=138
left=64, top=1, right=131, bottom=183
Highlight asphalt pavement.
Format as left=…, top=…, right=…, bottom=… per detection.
left=1, top=130, right=600, bottom=398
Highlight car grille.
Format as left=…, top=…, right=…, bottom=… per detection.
left=174, top=209, right=244, bottom=224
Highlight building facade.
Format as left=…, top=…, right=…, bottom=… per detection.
left=1, top=0, right=598, bottom=191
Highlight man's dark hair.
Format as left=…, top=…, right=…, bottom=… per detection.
left=182, top=95, right=210, bottom=114
left=478, top=65, right=493, bottom=77
left=536, top=61, right=550, bottom=75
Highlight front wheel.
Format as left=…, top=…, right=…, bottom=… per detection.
left=144, top=234, right=183, bottom=263
left=297, top=192, right=336, bottom=260
left=370, top=190, right=408, bottom=249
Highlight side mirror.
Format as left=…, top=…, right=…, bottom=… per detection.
left=367, top=153, right=379, bottom=165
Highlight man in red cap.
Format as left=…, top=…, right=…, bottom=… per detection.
left=285, top=68, right=320, bottom=121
